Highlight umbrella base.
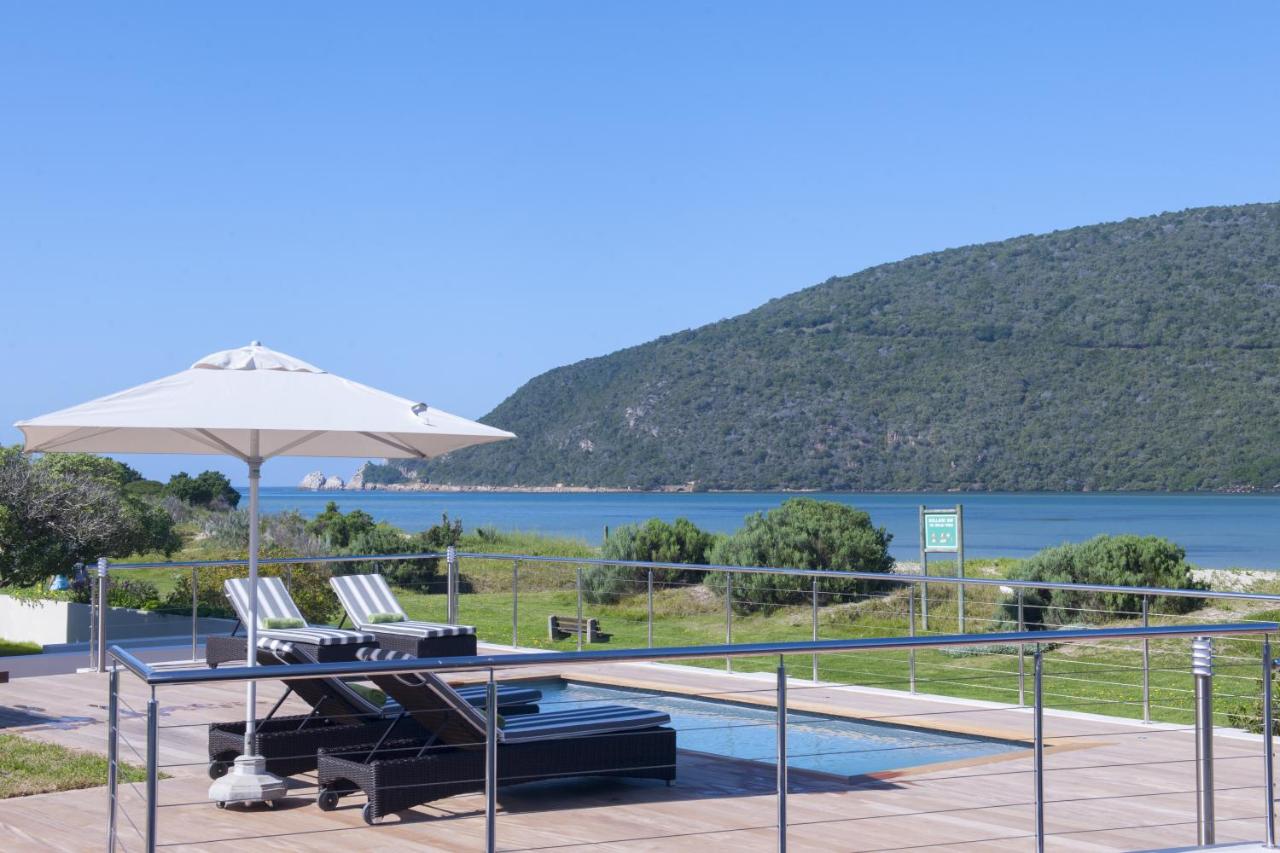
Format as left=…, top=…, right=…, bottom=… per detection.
left=207, top=754, right=287, bottom=808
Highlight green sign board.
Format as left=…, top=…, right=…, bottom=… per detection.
left=923, top=513, right=958, bottom=551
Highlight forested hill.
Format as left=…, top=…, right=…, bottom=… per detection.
left=370, top=203, right=1280, bottom=492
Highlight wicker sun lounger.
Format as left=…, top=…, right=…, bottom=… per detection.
left=316, top=648, right=677, bottom=824
left=330, top=573, right=478, bottom=657
left=207, top=639, right=542, bottom=779
left=206, top=576, right=378, bottom=667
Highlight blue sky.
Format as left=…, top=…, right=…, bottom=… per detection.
left=2, top=3, right=1277, bottom=485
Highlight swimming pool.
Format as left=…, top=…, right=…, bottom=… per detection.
left=521, top=678, right=1025, bottom=780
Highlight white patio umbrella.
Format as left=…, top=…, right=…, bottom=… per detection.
left=15, top=341, right=514, bottom=805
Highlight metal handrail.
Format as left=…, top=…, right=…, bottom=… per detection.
left=100, top=548, right=1280, bottom=603
left=107, top=621, right=1278, bottom=686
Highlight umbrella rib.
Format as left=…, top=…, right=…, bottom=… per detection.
left=264, top=430, right=327, bottom=459
left=25, top=426, right=119, bottom=453
left=358, top=431, right=426, bottom=458
left=180, top=429, right=250, bottom=461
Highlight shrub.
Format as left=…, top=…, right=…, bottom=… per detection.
left=0, top=448, right=180, bottom=588
left=998, top=535, right=1205, bottom=629
left=706, top=498, right=894, bottom=612
left=585, top=517, right=718, bottom=604
left=327, top=512, right=460, bottom=593
left=69, top=575, right=161, bottom=610
left=163, top=545, right=340, bottom=624
left=162, top=471, right=240, bottom=509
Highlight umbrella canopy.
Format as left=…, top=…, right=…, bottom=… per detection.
left=15, top=341, right=514, bottom=805
left=17, top=341, right=514, bottom=460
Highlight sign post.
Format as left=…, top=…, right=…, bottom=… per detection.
left=920, top=506, right=965, bottom=632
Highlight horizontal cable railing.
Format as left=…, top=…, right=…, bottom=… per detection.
left=106, top=621, right=1280, bottom=852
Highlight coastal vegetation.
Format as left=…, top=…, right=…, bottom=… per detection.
left=364, top=203, right=1280, bottom=492
left=0, top=475, right=1270, bottom=730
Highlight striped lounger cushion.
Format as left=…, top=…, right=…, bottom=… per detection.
left=356, top=647, right=670, bottom=743
left=224, top=577, right=375, bottom=646
left=257, top=637, right=540, bottom=714
left=330, top=574, right=475, bottom=638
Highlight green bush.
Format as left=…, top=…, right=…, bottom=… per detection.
left=705, top=498, right=894, bottom=612
left=162, top=471, right=240, bottom=509
left=163, top=546, right=340, bottom=624
left=0, top=449, right=180, bottom=588
left=999, top=534, right=1205, bottom=629
left=330, top=511, right=461, bottom=593
left=69, top=576, right=161, bottom=610
left=585, top=518, right=717, bottom=604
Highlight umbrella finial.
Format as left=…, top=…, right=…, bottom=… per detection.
left=250, top=340, right=262, bottom=347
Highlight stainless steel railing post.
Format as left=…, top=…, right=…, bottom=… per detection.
left=811, top=578, right=819, bottom=683
left=1263, top=635, right=1275, bottom=848
left=1142, top=596, right=1151, bottom=723
left=485, top=670, right=497, bottom=853
left=190, top=566, right=198, bottom=662
left=776, top=657, right=788, bottom=853
left=1033, top=647, right=1045, bottom=853
left=908, top=587, right=917, bottom=694
left=511, top=560, right=519, bottom=648
left=576, top=567, right=584, bottom=652
left=725, top=575, right=733, bottom=673
left=1017, top=589, right=1026, bottom=706
left=145, top=687, right=158, bottom=853
left=647, top=569, right=654, bottom=649
left=97, top=557, right=109, bottom=673
left=1193, top=636, right=1215, bottom=845
left=107, top=666, right=119, bottom=853
left=446, top=546, right=459, bottom=625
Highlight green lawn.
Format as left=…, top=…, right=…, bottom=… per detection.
left=0, top=734, right=147, bottom=798
left=0, top=640, right=42, bottom=657
left=396, top=566, right=1274, bottom=730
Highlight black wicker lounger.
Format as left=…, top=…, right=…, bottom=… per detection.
left=316, top=648, right=677, bottom=824
left=330, top=573, right=478, bottom=657
left=208, top=639, right=542, bottom=779
left=206, top=576, right=377, bottom=667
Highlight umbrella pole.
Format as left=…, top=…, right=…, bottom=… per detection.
left=209, top=431, right=284, bottom=806
left=243, top=443, right=261, bottom=755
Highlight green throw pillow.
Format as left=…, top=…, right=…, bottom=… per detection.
left=263, top=617, right=305, bottom=629
left=368, top=612, right=405, bottom=624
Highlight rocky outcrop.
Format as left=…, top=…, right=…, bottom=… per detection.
left=301, top=471, right=347, bottom=490
left=299, top=471, right=326, bottom=490
left=345, top=465, right=366, bottom=490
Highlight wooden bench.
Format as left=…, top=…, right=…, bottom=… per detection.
left=548, top=615, right=610, bottom=643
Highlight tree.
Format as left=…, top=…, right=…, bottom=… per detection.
left=706, top=498, right=894, bottom=612
left=305, top=501, right=376, bottom=549
left=0, top=448, right=180, bottom=588
left=163, top=470, right=241, bottom=509
left=999, top=534, right=1205, bottom=629
left=585, top=517, right=717, bottom=604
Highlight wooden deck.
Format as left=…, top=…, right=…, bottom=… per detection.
left=0, top=652, right=1272, bottom=851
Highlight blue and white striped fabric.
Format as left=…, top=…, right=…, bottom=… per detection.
left=224, top=577, right=375, bottom=647
left=254, top=637, right=536, bottom=717
left=330, top=574, right=475, bottom=638
left=356, top=647, right=669, bottom=744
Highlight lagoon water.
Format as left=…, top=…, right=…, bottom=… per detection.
left=255, top=488, right=1280, bottom=569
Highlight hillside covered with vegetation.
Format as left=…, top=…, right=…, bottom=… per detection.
left=375, top=203, right=1280, bottom=491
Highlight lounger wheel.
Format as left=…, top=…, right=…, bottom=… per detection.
left=207, top=760, right=230, bottom=780
left=214, top=801, right=227, bottom=809
left=362, top=803, right=379, bottom=825
left=317, top=790, right=340, bottom=811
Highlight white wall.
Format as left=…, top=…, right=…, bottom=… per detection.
left=0, top=595, right=236, bottom=647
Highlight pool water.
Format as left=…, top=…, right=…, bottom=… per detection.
left=521, top=679, right=1025, bottom=780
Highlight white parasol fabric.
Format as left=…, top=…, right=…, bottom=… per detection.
left=15, top=341, right=514, bottom=804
